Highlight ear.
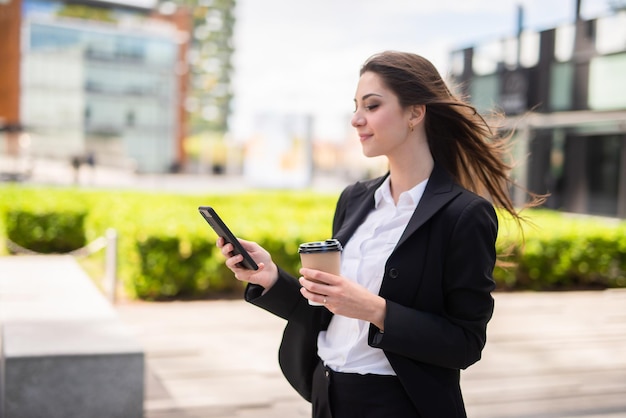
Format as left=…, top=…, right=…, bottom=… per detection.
left=409, top=104, right=426, bottom=125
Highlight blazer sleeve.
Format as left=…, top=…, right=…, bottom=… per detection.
left=245, top=183, right=354, bottom=320
left=332, top=183, right=352, bottom=236
left=244, top=267, right=303, bottom=320
left=370, top=196, right=498, bottom=370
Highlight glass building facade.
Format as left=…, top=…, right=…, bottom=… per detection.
left=449, top=11, right=626, bottom=218
left=21, top=0, right=180, bottom=172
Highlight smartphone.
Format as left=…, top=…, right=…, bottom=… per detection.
left=198, top=206, right=258, bottom=270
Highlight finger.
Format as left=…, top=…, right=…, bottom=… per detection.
left=216, top=237, right=224, bottom=247
left=220, top=242, right=234, bottom=257
left=237, top=238, right=253, bottom=247
left=299, top=268, right=335, bottom=285
left=299, top=276, right=329, bottom=296
left=225, top=253, right=245, bottom=270
left=299, top=286, right=325, bottom=304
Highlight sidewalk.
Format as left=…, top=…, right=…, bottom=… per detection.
left=4, top=157, right=350, bottom=195
left=2, top=255, right=626, bottom=417
left=115, top=290, right=626, bottom=418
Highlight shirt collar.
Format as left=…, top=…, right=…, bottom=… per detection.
left=374, top=176, right=429, bottom=209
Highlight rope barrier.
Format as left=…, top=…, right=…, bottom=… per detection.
left=5, top=238, right=38, bottom=255
left=5, top=236, right=107, bottom=257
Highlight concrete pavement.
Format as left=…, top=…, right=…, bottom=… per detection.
left=4, top=157, right=350, bottom=194
left=115, top=290, right=626, bottom=418
left=2, top=255, right=626, bottom=417
left=0, top=256, right=144, bottom=417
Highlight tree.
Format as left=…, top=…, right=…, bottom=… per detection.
left=168, top=0, right=236, bottom=135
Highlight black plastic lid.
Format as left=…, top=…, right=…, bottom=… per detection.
left=298, top=239, right=343, bottom=253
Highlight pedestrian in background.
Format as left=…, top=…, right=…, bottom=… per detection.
left=218, top=50, right=543, bottom=418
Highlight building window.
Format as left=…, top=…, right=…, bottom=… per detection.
left=555, top=23, right=575, bottom=62
left=595, top=13, right=626, bottom=55
left=472, top=40, right=501, bottom=75
left=588, top=53, right=626, bottom=110
left=586, top=135, right=621, bottom=216
left=519, top=31, right=540, bottom=68
left=550, top=62, right=574, bottom=111
left=469, top=74, right=499, bottom=113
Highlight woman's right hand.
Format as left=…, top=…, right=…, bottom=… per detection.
left=217, top=237, right=278, bottom=290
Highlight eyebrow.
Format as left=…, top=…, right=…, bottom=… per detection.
left=354, top=93, right=383, bottom=102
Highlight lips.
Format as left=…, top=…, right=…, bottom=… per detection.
left=358, top=132, right=373, bottom=142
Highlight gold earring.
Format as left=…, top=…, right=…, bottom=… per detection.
left=409, top=122, right=414, bottom=132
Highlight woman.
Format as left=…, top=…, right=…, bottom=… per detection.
left=218, top=51, right=541, bottom=418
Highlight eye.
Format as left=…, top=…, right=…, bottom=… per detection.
left=353, top=103, right=380, bottom=113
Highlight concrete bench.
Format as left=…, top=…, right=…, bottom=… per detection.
left=0, top=255, right=144, bottom=418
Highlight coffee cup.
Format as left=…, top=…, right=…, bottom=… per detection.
left=298, top=239, right=343, bottom=306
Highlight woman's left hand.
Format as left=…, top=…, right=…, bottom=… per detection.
left=299, top=268, right=386, bottom=331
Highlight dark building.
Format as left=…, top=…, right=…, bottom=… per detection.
left=449, top=10, right=626, bottom=218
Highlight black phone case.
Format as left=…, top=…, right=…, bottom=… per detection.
left=198, top=206, right=259, bottom=270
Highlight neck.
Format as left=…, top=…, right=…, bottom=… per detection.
left=387, top=143, right=434, bottom=202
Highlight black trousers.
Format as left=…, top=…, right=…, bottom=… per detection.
left=311, top=361, right=420, bottom=418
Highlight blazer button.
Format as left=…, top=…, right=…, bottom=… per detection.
left=389, top=268, right=399, bottom=278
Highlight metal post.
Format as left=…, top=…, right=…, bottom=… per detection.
left=513, top=119, right=531, bottom=209
left=104, top=228, right=118, bottom=303
left=618, top=136, right=626, bottom=218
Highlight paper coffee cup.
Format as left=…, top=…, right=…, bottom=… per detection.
left=298, top=239, right=343, bottom=306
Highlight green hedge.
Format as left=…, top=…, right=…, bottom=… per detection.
left=495, top=210, right=626, bottom=290
left=6, top=210, right=87, bottom=253
left=134, top=236, right=225, bottom=299
left=1, top=185, right=625, bottom=299
left=0, top=185, right=338, bottom=300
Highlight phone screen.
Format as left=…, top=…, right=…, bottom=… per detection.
left=198, top=206, right=258, bottom=270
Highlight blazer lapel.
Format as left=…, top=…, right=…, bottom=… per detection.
left=334, top=174, right=387, bottom=246
left=394, top=164, right=461, bottom=250
left=333, top=165, right=460, bottom=252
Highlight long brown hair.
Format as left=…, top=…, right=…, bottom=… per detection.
left=360, top=50, right=544, bottom=222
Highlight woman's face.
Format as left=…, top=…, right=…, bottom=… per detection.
left=351, top=71, right=413, bottom=159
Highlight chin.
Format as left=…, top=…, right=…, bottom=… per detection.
left=361, top=147, right=382, bottom=159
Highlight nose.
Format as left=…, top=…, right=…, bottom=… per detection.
left=351, top=112, right=364, bottom=128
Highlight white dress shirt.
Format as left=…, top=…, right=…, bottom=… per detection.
left=317, top=176, right=428, bottom=375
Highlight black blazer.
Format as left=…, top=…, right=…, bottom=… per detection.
left=245, top=163, right=498, bottom=418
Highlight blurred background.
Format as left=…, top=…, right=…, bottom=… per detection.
left=2, top=3, right=625, bottom=416
left=1, top=0, right=625, bottom=216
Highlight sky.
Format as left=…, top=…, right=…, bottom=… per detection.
left=228, top=0, right=614, bottom=142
